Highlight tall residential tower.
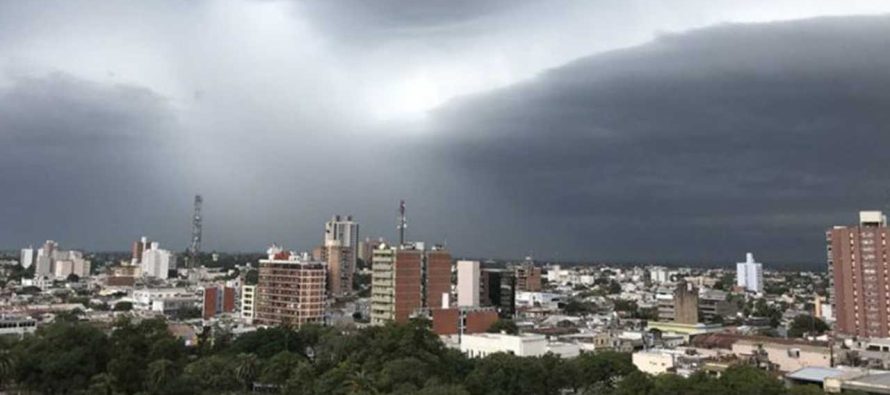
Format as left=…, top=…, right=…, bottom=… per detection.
left=828, top=211, right=890, bottom=337
left=321, top=215, right=359, bottom=297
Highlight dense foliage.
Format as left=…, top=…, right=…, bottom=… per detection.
left=0, top=317, right=829, bottom=395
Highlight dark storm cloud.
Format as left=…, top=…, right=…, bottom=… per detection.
left=0, top=72, right=190, bottom=250
left=421, top=15, right=890, bottom=264
left=294, top=0, right=524, bottom=40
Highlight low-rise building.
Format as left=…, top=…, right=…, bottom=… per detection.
left=460, top=333, right=580, bottom=358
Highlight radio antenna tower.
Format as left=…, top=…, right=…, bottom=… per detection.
left=397, top=200, right=406, bottom=247
left=190, top=194, right=203, bottom=266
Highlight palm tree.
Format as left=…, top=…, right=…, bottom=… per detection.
left=147, top=359, right=176, bottom=394
left=234, top=353, right=259, bottom=392
left=85, top=373, right=115, bottom=395
left=345, top=369, right=378, bottom=395
left=0, top=350, right=14, bottom=390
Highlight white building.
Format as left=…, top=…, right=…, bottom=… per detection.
left=736, top=252, right=763, bottom=293
left=241, top=284, right=256, bottom=324
left=31, top=242, right=90, bottom=280
left=515, top=291, right=562, bottom=308
left=457, top=260, right=480, bottom=307
left=54, top=260, right=74, bottom=279
left=460, top=333, right=580, bottom=358
left=0, top=317, right=38, bottom=337
left=142, top=242, right=176, bottom=279
left=650, top=267, right=669, bottom=284
left=20, top=247, right=34, bottom=269
left=132, top=288, right=194, bottom=311
left=633, top=349, right=678, bottom=375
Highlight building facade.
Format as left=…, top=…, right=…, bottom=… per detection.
left=203, top=286, right=236, bottom=319
left=736, top=252, right=763, bottom=293
left=19, top=247, right=33, bottom=269
left=370, top=243, right=451, bottom=325
left=828, top=211, right=890, bottom=337
left=322, top=215, right=359, bottom=297
left=241, top=285, right=256, bottom=323
left=425, top=246, right=452, bottom=310
left=480, top=268, right=516, bottom=318
left=254, top=253, right=327, bottom=327
left=142, top=242, right=176, bottom=279
left=457, top=260, right=481, bottom=307
left=515, top=259, right=542, bottom=292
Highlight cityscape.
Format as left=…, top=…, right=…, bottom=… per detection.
left=3, top=1, right=890, bottom=395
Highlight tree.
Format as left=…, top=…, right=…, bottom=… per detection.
left=259, top=351, right=304, bottom=386
left=612, top=371, right=654, bottom=395
left=788, top=385, right=827, bottom=395
left=66, top=273, right=81, bottom=283
left=0, top=350, right=13, bottom=390
left=788, top=315, right=829, bottom=338
left=244, top=269, right=259, bottom=285
left=146, top=359, right=177, bottom=394
left=11, top=321, right=109, bottom=393
left=487, top=319, right=519, bottom=335
left=718, top=365, right=786, bottom=395
left=113, top=301, right=133, bottom=311
left=233, top=353, right=259, bottom=392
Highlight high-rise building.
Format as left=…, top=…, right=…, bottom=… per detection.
left=20, top=247, right=34, bottom=269
left=736, top=252, right=763, bottom=293
left=203, top=286, right=236, bottom=319
left=515, top=258, right=542, bottom=292
left=32, top=241, right=90, bottom=279
left=254, top=250, right=327, bottom=327
left=480, top=268, right=516, bottom=318
left=370, top=242, right=451, bottom=325
left=371, top=245, right=422, bottom=325
left=425, top=246, right=452, bottom=310
left=142, top=242, right=176, bottom=279
left=132, top=237, right=151, bottom=264
left=828, top=211, right=890, bottom=337
left=457, top=260, right=481, bottom=307
left=321, top=215, right=359, bottom=297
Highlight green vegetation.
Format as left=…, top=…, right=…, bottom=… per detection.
left=787, top=315, right=829, bottom=338
left=486, top=319, right=518, bottom=335
left=0, top=317, right=829, bottom=395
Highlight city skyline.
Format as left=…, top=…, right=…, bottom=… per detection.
left=3, top=2, right=890, bottom=263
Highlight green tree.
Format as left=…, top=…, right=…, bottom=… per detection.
left=244, top=269, right=259, bottom=285
left=11, top=321, right=109, bottom=393
left=788, top=315, right=829, bottom=338
left=612, top=370, right=654, bottom=395
left=146, top=359, right=177, bottom=394
left=487, top=319, right=519, bottom=335
left=718, top=365, right=786, bottom=395
left=233, top=353, right=259, bottom=392
left=788, top=385, right=828, bottom=395
left=113, top=301, right=133, bottom=311
left=259, top=351, right=304, bottom=386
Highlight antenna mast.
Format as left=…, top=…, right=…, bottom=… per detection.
left=190, top=194, right=203, bottom=268
left=398, top=200, right=406, bottom=246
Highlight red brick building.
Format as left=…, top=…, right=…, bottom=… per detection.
left=829, top=211, right=890, bottom=337
left=202, top=286, right=236, bottom=319
left=255, top=254, right=327, bottom=327
left=426, top=248, right=452, bottom=309
left=432, top=307, right=498, bottom=336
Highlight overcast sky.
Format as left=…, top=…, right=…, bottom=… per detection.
left=2, top=1, right=890, bottom=265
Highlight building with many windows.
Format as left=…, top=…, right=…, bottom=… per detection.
left=321, top=215, right=359, bottom=297
left=736, top=252, right=763, bottom=293
left=370, top=242, right=452, bottom=325
left=828, top=211, right=890, bottom=337
left=254, top=249, right=327, bottom=327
